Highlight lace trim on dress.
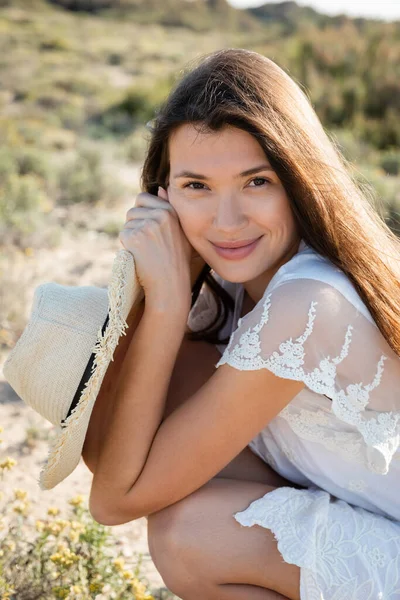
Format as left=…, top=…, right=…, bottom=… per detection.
left=216, top=293, right=400, bottom=474
left=234, top=486, right=400, bottom=600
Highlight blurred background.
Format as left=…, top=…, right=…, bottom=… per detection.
left=0, top=1, right=399, bottom=598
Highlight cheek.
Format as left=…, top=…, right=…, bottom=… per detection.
left=177, top=210, right=206, bottom=242
left=266, top=193, right=296, bottom=230
left=167, top=190, right=207, bottom=234
left=253, top=196, right=286, bottom=227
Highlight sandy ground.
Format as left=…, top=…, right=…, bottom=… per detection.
left=0, top=187, right=179, bottom=598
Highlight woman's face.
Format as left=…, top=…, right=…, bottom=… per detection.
left=167, top=123, right=301, bottom=302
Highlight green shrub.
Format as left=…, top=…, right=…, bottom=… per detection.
left=0, top=172, right=47, bottom=217
left=353, top=165, right=400, bottom=232
left=14, top=147, right=51, bottom=179
left=57, top=148, right=105, bottom=205
left=380, top=150, right=400, bottom=176
left=0, top=173, right=51, bottom=246
left=107, top=52, right=123, bottom=66
left=57, top=147, right=124, bottom=206
left=0, top=145, right=57, bottom=248
left=0, top=444, right=155, bottom=600
left=94, top=79, right=173, bottom=136
left=40, top=36, right=71, bottom=51
left=120, top=125, right=149, bottom=162
left=330, top=128, right=377, bottom=165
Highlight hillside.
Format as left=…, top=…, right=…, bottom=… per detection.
left=45, top=0, right=263, bottom=31
left=43, top=0, right=400, bottom=32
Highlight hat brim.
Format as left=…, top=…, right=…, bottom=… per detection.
left=38, top=249, right=143, bottom=490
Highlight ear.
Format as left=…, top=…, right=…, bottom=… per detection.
left=157, top=186, right=169, bottom=202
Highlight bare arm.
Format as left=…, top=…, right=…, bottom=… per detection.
left=89, top=305, right=186, bottom=521
left=82, top=256, right=206, bottom=475
left=82, top=299, right=145, bottom=474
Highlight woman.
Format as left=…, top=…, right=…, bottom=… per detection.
left=85, top=48, right=400, bottom=599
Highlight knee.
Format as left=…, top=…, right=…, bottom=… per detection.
left=147, top=494, right=205, bottom=596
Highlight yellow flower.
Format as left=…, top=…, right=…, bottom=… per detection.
left=56, top=541, right=68, bottom=551
left=50, top=548, right=79, bottom=568
left=1, top=586, right=16, bottom=599
left=113, top=557, right=125, bottom=571
left=4, top=541, right=16, bottom=552
left=70, top=520, right=85, bottom=532
left=68, top=585, right=83, bottom=598
left=35, top=520, right=45, bottom=532
left=89, top=581, right=102, bottom=593
left=131, top=578, right=147, bottom=592
left=12, top=500, right=30, bottom=516
left=42, top=521, right=62, bottom=536
left=122, top=569, right=134, bottom=580
left=0, top=457, right=17, bottom=471
left=13, top=488, right=28, bottom=500
left=51, top=587, right=69, bottom=599
left=129, top=577, right=154, bottom=599
left=48, top=506, right=60, bottom=517
left=54, top=518, right=69, bottom=529
left=50, top=552, right=61, bottom=562
left=68, top=530, right=79, bottom=544
left=68, top=495, right=85, bottom=507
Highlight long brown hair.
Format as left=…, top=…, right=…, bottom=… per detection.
left=141, top=48, right=400, bottom=355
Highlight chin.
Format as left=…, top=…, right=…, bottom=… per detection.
left=211, top=266, right=258, bottom=284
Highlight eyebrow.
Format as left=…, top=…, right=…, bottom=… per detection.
left=173, top=164, right=275, bottom=180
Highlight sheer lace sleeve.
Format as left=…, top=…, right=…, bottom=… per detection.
left=216, top=278, right=400, bottom=474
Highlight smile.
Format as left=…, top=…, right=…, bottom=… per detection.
left=211, top=236, right=263, bottom=260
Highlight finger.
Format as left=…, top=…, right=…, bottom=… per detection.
left=127, top=192, right=173, bottom=218
left=124, top=208, right=170, bottom=228
left=157, top=186, right=169, bottom=202
left=124, top=207, right=158, bottom=223
left=121, top=218, right=149, bottom=230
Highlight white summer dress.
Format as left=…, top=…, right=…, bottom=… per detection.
left=187, top=239, right=400, bottom=600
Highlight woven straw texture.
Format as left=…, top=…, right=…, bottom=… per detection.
left=3, top=249, right=143, bottom=490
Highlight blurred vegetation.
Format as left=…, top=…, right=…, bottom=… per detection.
left=0, top=0, right=399, bottom=252
left=0, top=447, right=162, bottom=599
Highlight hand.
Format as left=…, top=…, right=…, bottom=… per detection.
left=119, top=187, right=193, bottom=316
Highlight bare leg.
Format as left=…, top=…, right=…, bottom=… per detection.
left=212, top=583, right=289, bottom=599
left=148, top=478, right=301, bottom=600
left=175, top=581, right=289, bottom=599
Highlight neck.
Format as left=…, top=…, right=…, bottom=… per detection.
left=243, top=237, right=302, bottom=304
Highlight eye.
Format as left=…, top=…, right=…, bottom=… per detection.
left=183, top=181, right=207, bottom=190
left=183, top=177, right=271, bottom=191
left=249, top=177, right=270, bottom=187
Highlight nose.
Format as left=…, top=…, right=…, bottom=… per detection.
left=212, top=193, right=248, bottom=234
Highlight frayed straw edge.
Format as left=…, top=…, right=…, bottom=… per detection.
left=38, top=250, right=138, bottom=490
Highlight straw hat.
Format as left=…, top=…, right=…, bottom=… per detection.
left=3, top=249, right=143, bottom=491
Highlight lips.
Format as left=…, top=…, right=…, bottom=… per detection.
left=212, top=237, right=261, bottom=249
left=212, top=236, right=262, bottom=260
